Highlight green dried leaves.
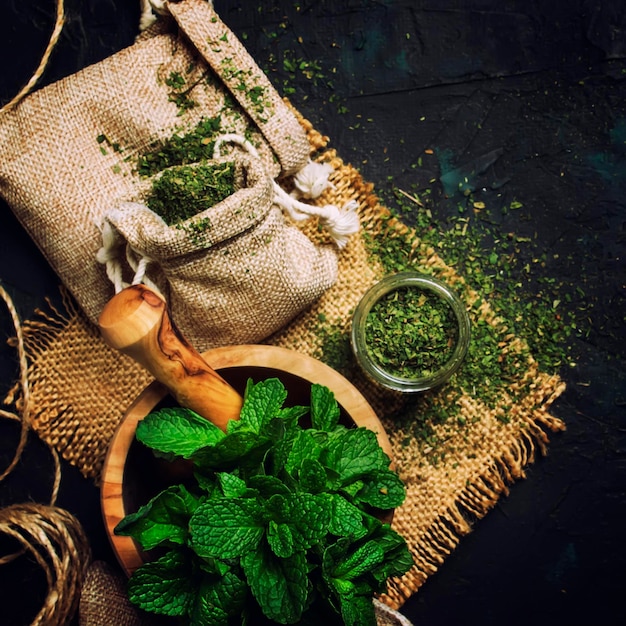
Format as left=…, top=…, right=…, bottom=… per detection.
left=145, top=161, right=236, bottom=225
left=136, top=116, right=223, bottom=177
left=115, top=379, right=411, bottom=625
left=364, top=286, right=459, bottom=378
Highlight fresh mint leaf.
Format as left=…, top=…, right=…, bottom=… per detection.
left=190, top=597, right=228, bottom=626
left=217, top=472, right=252, bottom=498
left=192, top=430, right=270, bottom=470
left=267, top=520, right=295, bottom=558
left=190, top=497, right=264, bottom=559
left=264, top=416, right=292, bottom=445
left=287, top=493, right=332, bottom=550
left=189, top=570, right=247, bottom=626
left=264, top=493, right=290, bottom=520
left=284, top=429, right=325, bottom=475
left=193, top=468, right=220, bottom=495
left=277, top=404, right=310, bottom=424
left=322, top=532, right=387, bottom=594
left=339, top=593, right=377, bottom=626
left=240, top=378, right=287, bottom=432
left=114, top=484, right=199, bottom=550
left=136, top=407, right=225, bottom=458
left=270, top=428, right=299, bottom=477
left=196, top=554, right=231, bottom=578
left=326, top=494, right=364, bottom=538
left=310, top=383, right=340, bottom=431
left=324, top=523, right=413, bottom=594
left=299, top=457, right=328, bottom=493
left=366, top=525, right=414, bottom=583
left=331, top=539, right=386, bottom=580
left=263, top=492, right=330, bottom=551
left=352, top=469, right=406, bottom=509
left=242, top=540, right=309, bottom=623
left=324, top=428, right=390, bottom=484
left=340, top=479, right=365, bottom=499
left=127, top=549, right=194, bottom=617
left=247, top=474, right=291, bottom=498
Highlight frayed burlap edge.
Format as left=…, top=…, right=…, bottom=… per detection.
left=3, top=107, right=566, bottom=613
left=3, top=290, right=153, bottom=480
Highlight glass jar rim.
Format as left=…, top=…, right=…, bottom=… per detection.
left=350, top=272, right=471, bottom=393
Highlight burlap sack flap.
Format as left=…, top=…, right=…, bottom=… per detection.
left=0, top=0, right=311, bottom=326
left=105, top=155, right=338, bottom=351
left=168, top=0, right=309, bottom=176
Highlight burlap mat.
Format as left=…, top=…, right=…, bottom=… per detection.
left=5, top=112, right=566, bottom=611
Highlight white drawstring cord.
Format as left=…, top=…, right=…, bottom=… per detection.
left=96, top=218, right=161, bottom=295
left=125, top=247, right=161, bottom=293
left=213, top=134, right=360, bottom=248
left=292, top=160, right=335, bottom=199
left=95, top=220, right=126, bottom=294
left=138, top=0, right=171, bottom=31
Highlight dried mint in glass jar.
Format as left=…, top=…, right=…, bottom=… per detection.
left=364, top=286, right=459, bottom=379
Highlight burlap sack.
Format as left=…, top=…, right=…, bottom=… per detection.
left=0, top=0, right=342, bottom=349
left=101, top=153, right=338, bottom=350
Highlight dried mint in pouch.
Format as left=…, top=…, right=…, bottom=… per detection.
left=146, top=161, right=237, bottom=225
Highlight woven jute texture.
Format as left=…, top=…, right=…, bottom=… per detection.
left=5, top=112, right=566, bottom=611
left=79, top=561, right=155, bottom=626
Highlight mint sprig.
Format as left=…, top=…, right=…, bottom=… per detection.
left=116, top=379, right=412, bottom=625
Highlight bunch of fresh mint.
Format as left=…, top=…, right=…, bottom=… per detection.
left=116, top=378, right=412, bottom=625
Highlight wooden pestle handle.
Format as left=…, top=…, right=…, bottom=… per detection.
left=98, top=284, right=243, bottom=431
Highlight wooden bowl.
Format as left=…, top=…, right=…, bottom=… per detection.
left=101, top=344, right=392, bottom=576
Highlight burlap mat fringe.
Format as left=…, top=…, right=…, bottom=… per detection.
left=5, top=293, right=73, bottom=376
left=4, top=291, right=153, bottom=481
left=0, top=284, right=92, bottom=626
left=382, top=389, right=564, bottom=609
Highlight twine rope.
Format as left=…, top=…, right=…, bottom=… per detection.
left=0, top=0, right=66, bottom=115
left=0, top=284, right=91, bottom=626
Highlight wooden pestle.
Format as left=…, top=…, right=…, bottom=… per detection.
left=98, top=284, right=243, bottom=431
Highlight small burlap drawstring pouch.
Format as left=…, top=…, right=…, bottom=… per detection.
left=97, top=142, right=346, bottom=350
left=0, top=0, right=358, bottom=349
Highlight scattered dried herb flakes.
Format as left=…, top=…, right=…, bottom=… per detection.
left=364, top=287, right=458, bottom=379
left=361, top=211, right=556, bottom=410
left=136, top=116, right=223, bottom=177
left=314, top=186, right=574, bottom=451
left=218, top=54, right=275, bottom=123
left=164, top=69, right=200, bottom=115
left=386, top=186, right=576, bottom=374
left=146, top=161, right=236, bottom=225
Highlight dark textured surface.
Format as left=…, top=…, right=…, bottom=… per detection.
left=0, top=2, right=625, bottom=625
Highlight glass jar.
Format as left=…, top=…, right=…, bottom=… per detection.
left=351, top=272, right=471, bottom=393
